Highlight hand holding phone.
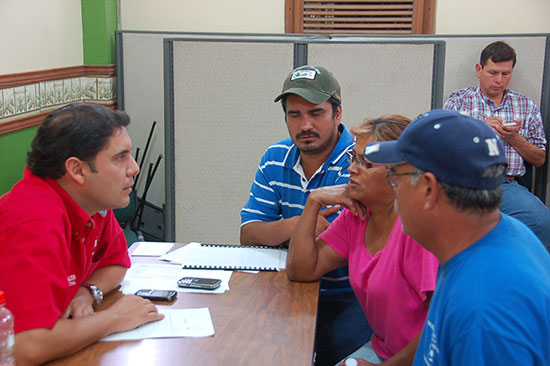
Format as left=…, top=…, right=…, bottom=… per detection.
left=178, top=277, right=221, bottom=290
left=135, top=289, right=178, bottom=301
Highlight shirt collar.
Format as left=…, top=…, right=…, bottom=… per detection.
left=476, top=86, right=511, bottom=107
left=29, top=168, right=98, bottom=235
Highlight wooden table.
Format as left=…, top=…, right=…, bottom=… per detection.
left=45, top=245, right=320, bottom=366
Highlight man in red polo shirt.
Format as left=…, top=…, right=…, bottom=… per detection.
left=0, top=103, right=164, bottom=365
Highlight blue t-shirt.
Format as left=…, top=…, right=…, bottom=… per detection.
left=414, top=214, right=550, bottom=366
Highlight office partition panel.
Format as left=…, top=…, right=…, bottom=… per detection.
left=120, top=32, right=550, bottom=240
left=165, top=39, right=295, bottom=243
left=164, top=39, right=443, bottom=243
left=305, top=40, right=444, bottom=124
left=323, top=34, right=550, bottom=202
left=116, top=31, right=312, bottom=208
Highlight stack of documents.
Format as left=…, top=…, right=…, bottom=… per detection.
left=160, top=242, right=288, bottom=271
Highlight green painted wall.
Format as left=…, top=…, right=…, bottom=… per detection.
left=81, top=0, right=118, bottom=65
left=0, top=127, right=38, bottom=195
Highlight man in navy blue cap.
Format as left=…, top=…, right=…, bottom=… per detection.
left=364, top=109, right=550, bottom=365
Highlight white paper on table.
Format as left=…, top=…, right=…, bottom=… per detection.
left=159, top=242, right=201, bottom=264
left=160, top=242, right=287, bottom=271
left=120, top=263, right=232, bottom=294
left=101, top=308, right=214, bottom=341
left=132, top=242, right=175, bottom=257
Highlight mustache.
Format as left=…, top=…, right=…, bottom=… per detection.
left=296, top=131, right=320, bottom=139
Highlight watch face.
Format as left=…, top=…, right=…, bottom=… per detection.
left=92, top=286, right=103, bottom=303
left=85, top=284, right=103, bottom=305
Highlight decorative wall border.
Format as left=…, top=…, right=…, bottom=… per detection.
left=0, top=65, right=117, bottom=135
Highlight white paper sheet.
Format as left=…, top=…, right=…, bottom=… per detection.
left=132, top=241, right=175, bottom=257
left=159, top=242, right=201, bottom=263
left=159, top=242, right=287, bottom=271
left=101, top=308, right=214, bottom=341
left=120, top=263, right=232, bottom=294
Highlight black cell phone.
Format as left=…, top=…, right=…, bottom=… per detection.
left=177, top=277, right=221, bottom=290
left=135, top=289, right=178, bottom=301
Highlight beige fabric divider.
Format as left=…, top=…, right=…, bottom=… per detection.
left=307, top=41, right=437, bottom=123
left=120, top=32, right=307, bottom=208
left=330, top=35, right=547, bottom=107
left=438, top=36, right=546, bottom=103
left=170, top=40, right=294, bottom=244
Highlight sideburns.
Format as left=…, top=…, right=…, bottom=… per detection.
left=86, top=160, right=98, bottom=173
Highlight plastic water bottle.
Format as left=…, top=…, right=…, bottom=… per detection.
left=0, top=291, right=14, bottom=366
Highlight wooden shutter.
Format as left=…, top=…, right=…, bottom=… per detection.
left=286, top=0, right=435, bottom=34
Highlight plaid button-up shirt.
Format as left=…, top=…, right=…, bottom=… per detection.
left=444, top=87, right=546, bottom=177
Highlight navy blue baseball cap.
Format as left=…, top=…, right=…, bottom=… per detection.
left=363, top=109, right=507, bottom=189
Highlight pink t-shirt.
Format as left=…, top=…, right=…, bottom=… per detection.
left=319, top=209, right=439, bottom=360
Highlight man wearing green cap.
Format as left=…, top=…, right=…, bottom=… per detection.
left=240, top=65, right=371, bottom=365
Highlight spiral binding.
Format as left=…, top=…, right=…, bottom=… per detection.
left=200, top=243, right=286, bottom=250
left=181, top=264, right=277, bottom=271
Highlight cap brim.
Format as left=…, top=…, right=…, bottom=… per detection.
left=274, top=88, right=331, bottom=104
left=363, top=141, right=406, bottom=165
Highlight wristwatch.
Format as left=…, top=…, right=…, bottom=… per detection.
left=82, top=282, right=103, bottom=307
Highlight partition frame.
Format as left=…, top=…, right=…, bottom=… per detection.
left=115, top=30, right=321, bottom=110
left=115, top=31, right=321, bottom=210
left=292, top=39, right=445, bottom=109
left=119, top=32, right=550, bottom=241
left=164, top=37, right=444, bottom=242
left=327, top=33, right=550, bottom=201
left=163, top=37, right=301, bottom=242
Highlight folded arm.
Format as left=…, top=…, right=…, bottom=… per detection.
left=286, top=185, right=361, bottom=281
left=240, top=217, right=299, bottom=247
left=63, top=265, right=128, bottom=319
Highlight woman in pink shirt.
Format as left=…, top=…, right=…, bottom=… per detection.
left=287, top=115, right=439, bottom=366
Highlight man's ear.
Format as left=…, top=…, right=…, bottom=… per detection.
left=420, top=172, right=440, bottom=210
left=475, top=63, right=482, bottom=78
left=64, top=157, right=86, bottom=186
left=335, top=105, right=343, bottom=122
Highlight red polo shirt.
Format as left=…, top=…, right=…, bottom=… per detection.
left=0, top=168, right=131, bottom=333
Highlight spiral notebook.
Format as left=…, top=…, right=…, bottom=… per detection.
left=181, top=244, right=287, bottom=271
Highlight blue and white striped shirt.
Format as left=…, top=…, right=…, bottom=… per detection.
left=241, top=124, right=353, bottom=227
left=241, top=124, right=354, bottom=292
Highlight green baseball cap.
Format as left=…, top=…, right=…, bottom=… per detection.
left=274, top=65, right=342, bottom=104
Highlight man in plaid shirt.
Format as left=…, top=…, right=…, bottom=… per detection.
left=444, top=41, right=550, bottom=248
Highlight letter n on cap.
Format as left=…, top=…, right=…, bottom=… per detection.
left=485, top=138, right=500, bottom=156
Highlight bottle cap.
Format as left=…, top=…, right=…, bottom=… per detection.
left=345, top=358, right=358, bottom=366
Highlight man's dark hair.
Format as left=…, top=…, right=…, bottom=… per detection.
left=27, top=103, right=131, bottom=179
left=280, top=96, right=341, bottom=119
left=410, top=165, right=505, bottom=214
left=480, top=41, right=517, bottom=67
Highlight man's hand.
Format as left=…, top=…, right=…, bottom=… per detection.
left=62, top=287, right=94, bottom=319
left=484, top=116, right=522, bottom=142
left=484, top=117, right=545, bottom=166
left=495, top=119, right=522, bottom=143
left=107, top=294, right=165, bottom=333
left=483, top=116, right=504, bottom=133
